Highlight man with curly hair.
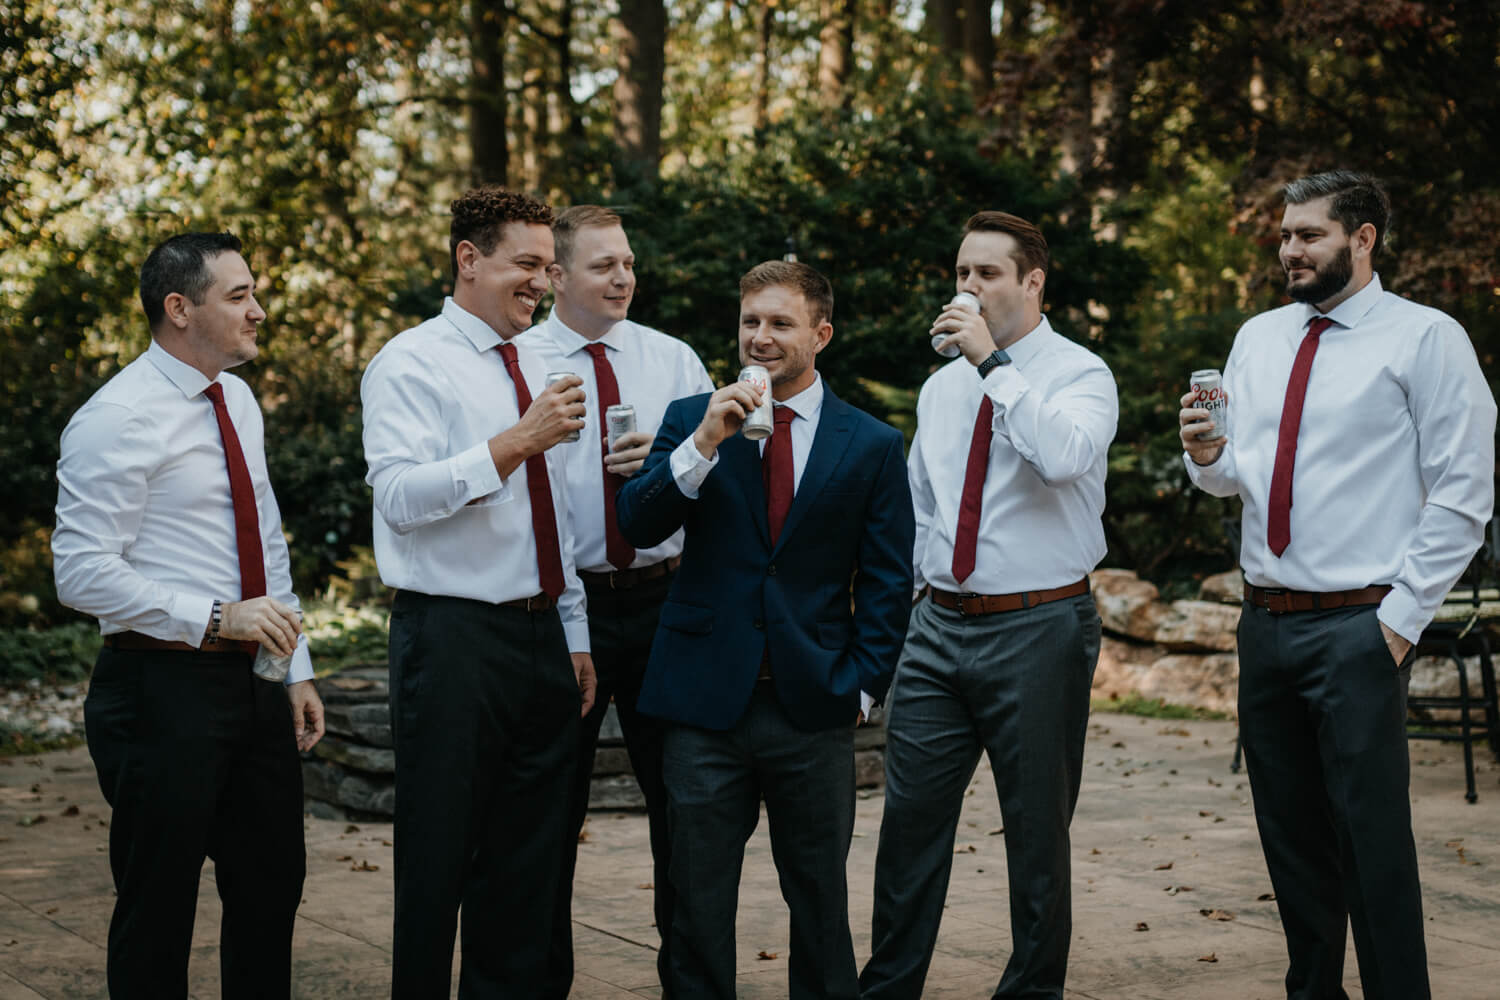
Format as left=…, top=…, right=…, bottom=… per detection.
left=361, top=186, right=597, bottom=997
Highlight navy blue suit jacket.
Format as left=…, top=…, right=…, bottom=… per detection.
left=616, top=385, right=915, bottom=732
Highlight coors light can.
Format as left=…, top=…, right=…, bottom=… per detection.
left=931, top=291, right=982, bottom=358
left=1189, top=369, right=1229, bottom=442
left=606, top=404, right=636, bottom=451
left=546, top=372, right=581, bottom=442
left=738, top=365, right=774, bottom=441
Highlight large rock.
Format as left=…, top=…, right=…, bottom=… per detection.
left=1199, top=569, right=1244, bottom=605
left=1149, top=600, right=1241, bottom=652
left=1090, top=569, right=1160, bottom=635
left=1135, top=654, right=1239, bottom=716
left=312, top=734, right=395, bottom=775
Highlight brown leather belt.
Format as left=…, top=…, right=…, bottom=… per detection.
left=1245, top=584, right=1391, bottom=615
left=500, top=593, right=557, bottom=612
left=103, top=632, right=257, bottom=656
left=579, top=556, right=680, bottom=591
left=930, top=579, right=1091, bottom=616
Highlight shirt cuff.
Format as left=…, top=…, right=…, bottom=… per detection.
left=455, top=440, right=508, bottom=504
left=563, top=619, right=591, bottom=654
left=1377, top=587, right=1426, bottom=648
left=981, top=364, right=1028, bottom=414
left=284, top=635, right=315, bottom=685
left=860, top=690, right=875, bottom=719
left=669, top=437, right=718, bottom=499
left=176, top=592, right=218, bottom=648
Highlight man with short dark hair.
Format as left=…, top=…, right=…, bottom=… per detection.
left=361, top=186, right=597, bottom=997
left=1180, top=170, right=1495, bottom=999
left=618, top=260, right=915, bottom=999
left=862, top=211, right=1118, bottom=1000
left=517, top=205, right=712, bottom=999
left=54, top=231, right=325, bottom=998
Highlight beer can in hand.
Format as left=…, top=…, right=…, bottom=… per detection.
left=546, top=371, right=582, bottom=442
left=738, top=365, right=774, bottom=441
left=931, top=291, right=982, bottom=358
left=1189, top=369, right=1229, bottom=442
left=606, top=404, right=636, bottom=451
left=252, top=611, right=302, bottom=683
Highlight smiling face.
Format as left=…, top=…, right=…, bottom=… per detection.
left=1279, top=197, right=1363, bottom=310
left=453, top=221, right=555, bottom=339
left=955, top=230, right=1044, bottom=350
left=156, top=250, right=267, bottom=379
left=550, top=224, right=635, bottom=339
left=738, top=284, right=832, bottom=401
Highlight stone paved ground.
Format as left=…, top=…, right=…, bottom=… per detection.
left=2, top=715, right=1498, bottom=999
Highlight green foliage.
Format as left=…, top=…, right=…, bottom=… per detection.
left=0, top=623, right=100, bottom=687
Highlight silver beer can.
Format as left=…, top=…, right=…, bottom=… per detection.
left=738, top=365, right=774, bottom=441
left=546, top=371, right=581, bottom=442
left=1189, top=368, right=1229, bottom=441
left=606, top=404, right=636, bottom=451
left=931, top=291, right=982, bottom=358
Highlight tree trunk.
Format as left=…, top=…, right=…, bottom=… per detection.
left=753, top=2, right=775, bottom=136
left=557, top=0, right=583, bottom=142
left=817, top=0, right=857, bottom=110
left=926, top=0, right=961, bottom=52
left=469, top=0, right=507, bottom=186
left=613, top=0, right=666, bottom=179
left=959, top=0, right=993, bottom=95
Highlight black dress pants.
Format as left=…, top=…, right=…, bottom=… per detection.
left=83, top=646, right=305, bottom=1000
left=546, top=572, right=675, bottom=999
left=1238, top=603, right=1429, bottom=1000
left=388, top=591, right=580, bottom=999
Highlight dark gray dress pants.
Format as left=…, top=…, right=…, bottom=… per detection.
left=388, top=591, right=580, bottom=999
left=663, top=684, right=858, bottom=1000
left=862, top=593, right=1100, bottom=1000
left=1238, top=602, right=1429, bottom=1000
left=546, top=572, right=675, bottom=999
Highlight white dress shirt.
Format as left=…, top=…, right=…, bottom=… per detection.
left=669, top=373, right=826, bottom=496
left=910, top=316, right=1118, bottom=594
left=53, top=341, right=314, bottom=683
left=516, top=310, right=713, bottom=573
left=1185, top=274, right=1496, bottom=644
left=361, top=298, right=589, bottom=652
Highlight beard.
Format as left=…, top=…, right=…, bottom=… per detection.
left=1285, top=245, right=1354, bottom=305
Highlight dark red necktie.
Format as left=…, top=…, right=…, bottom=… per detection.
left=1267, top=317, right=1333, bottom=557
left=951, top=394, right=994, bottom=586
left=763, top=407, right=796, bottom=544
left=203, top=383, right=267, bottom=601
left=497, top=342, right=567, bottom=598
left=584, top=343, right=636, bottom=571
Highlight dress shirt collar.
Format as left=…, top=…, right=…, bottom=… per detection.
left=774, top=371, right=825, bottom=424
left=1303, top=272, right=1384, bottom=332
left=541, top=308, right=627, bottom=356
left=1001, top=315, right=1055, bottom=368
left=442, top=297, right=508, bottom=352
left=144, top=339, right=214, bottom=399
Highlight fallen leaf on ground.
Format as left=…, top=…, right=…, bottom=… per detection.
left=1198, top=953, right=1218, bottom=963
left=350, top=860, right=379, bottom=872
left=954, top=844, right=976, bottom=854
left=1164, top=885, right=1194, bottom=895
left=60, top=805, right=79, bottom=817
left=1090, top=848, right=1101, bottom=855
left=1154, top=861, right=1174, bottom=871
left=637, top=883, right=654, bottom=890
left=336, top=855, right=352, bottom=862
left=757, top=951, right=777, bottom=960
left=344, top=824, right=359, bottom=834
left=987, top=827, right=1004, bottom=836
left=1159, top=727, right=1191, bottom=738
left=1257, top=892, right=1275, bottom=901
left=1198, top=810, right=1214, bottom=817
left=16, top=815, right=44, bottom=827
left=1200, top=908, right=1235, bottom=921
left=1134, top=922, right=1149, bottom=932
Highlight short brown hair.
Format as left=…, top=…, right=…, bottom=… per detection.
left=449, top=186, right=554, bottom=278
left=553, top=205, right=623, bottom=270
left=739, top=261, right=834, bottom=327
left=962, top=211, right=1049, bottom=281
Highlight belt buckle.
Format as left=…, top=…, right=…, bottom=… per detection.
left=956, top=592, right=979, bottom=617
left=1258, top=587, right=1286, bottom=613
left=526, top=595, right=543, bottom=612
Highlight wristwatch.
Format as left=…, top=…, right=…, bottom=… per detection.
left=976, top=349, right=1012, bottom=379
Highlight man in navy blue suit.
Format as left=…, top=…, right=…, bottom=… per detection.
left=617, top=260, right=915, bottom=1000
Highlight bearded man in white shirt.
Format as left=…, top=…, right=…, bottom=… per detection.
left=516, top=205, right=713, bottom=999
left=361, top=186, right=597, bottom=998
left=1179, top=171, right=1495, bottom=1000
left=861, top=211, right=1118, bottom=1000
left=53, top=232, right=325, bottom=998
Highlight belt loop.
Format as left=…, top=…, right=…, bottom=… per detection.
left=1021, top=592, right=1033, bottom=610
